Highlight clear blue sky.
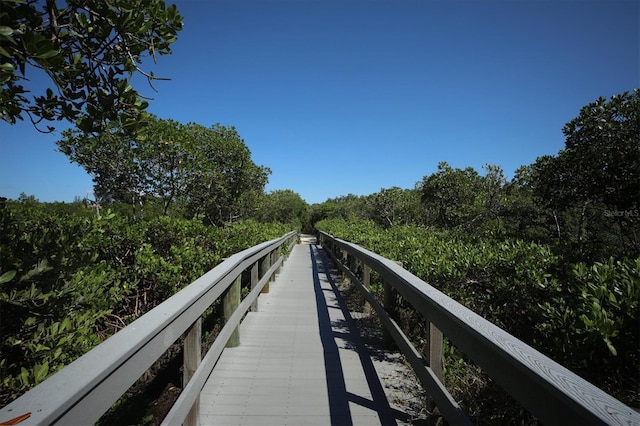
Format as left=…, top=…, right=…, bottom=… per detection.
left=1, top=0, right=638, bottom=205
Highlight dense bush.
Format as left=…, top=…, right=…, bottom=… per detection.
left=0, top=200, right=291, bottom=405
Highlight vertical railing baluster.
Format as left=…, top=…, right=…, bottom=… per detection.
left=183, top=318, right=201, bottom=426
left=224, top=275, right=241, bottom=347
left=250, top=261, right=259, bottom=312
left=261, top=253, right=271, bottom=293
left=427, top=321, right=444, bottom=382
left=383, top=280, right=396, bottom=346
left=270, top=249, right=280, bottom=282
left=362, top=263, right=371, bottom=314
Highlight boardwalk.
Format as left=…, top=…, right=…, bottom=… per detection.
left=200, top=240, right=421, bottom=426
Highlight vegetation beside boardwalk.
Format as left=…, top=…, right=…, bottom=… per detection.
left=2, top=2, right=638, bottom=419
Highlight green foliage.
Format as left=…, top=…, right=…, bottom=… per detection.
left=562, top=90, right=639, bottom=212
left=255, top=189, right=308, bottom=230
left=420, top=162, right=484, bottom=229
left=214, top=220, right=292, bottom=255
left=58, top=117, right=270, bottom=224
left=539, top=258, right=639, bottom=362
left=0, top=199, right=292, bottom=406
left=363, top=186, right=422, bottom=228
left=308, top=194, right=370, bottom=228
left=0, top=0, right=183, bottom=133
left=528, top=90, right=640, bottom=261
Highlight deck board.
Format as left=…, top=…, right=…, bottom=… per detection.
left=200, top=242, right=408, bottom=426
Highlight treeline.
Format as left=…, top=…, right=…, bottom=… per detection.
left=311, top=91, right=639, bottom=264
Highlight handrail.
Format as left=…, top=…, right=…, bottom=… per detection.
left=0, top=231, right=298, bottom=426
left=318, top=231, right=640, bottom=426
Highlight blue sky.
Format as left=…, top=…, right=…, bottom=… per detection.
left=1, top=0, right=638, bottom=205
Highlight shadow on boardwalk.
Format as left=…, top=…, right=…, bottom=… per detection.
left=309, top=244, right=429, bottom=426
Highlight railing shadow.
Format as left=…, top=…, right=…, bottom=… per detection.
left=310, top=244, right=417, bottom=426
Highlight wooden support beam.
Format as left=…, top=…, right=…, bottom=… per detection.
left=362, top=263, right=371, bottom=314
left=261, top=254, right=271, bottom=293
left=383, top=280, right=396, bottom=346
left=274, top=247, right=282, bottom=276
left=427, top=321, right=444, bottom=382
left=250, top=261, right=259, bottom=312
left=223, top=276, right=241, bottom=347
left=183, top=318, right=201, bottom=426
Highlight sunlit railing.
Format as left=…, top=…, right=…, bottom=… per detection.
left=319, top=231, right=640, bottom=426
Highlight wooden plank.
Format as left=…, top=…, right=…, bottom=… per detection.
left=196, top=244, right=411, bottom=426
left=261, top=253, right=271, bottom=293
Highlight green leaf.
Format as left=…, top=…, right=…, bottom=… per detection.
left=60, top=317, right=71, bottom=333
left=34, top=49, right=60, bottom=59
left=0, top=26, right=14, bottom=36
left=35, top=343, right=51, bottom=352
left=0, top=270, right=16, bottom=284
left=34, top=362, right=49, bottom=383
left=20, top=367, right=30, bottom=386
left=0, top=62, right=15, bottom=71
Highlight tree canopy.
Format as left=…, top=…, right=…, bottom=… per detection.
left=58, top=117, right=270, bottom=225
left=528, top=90, right=640, bottom=258
left=0, top=0, right=183, bottom=133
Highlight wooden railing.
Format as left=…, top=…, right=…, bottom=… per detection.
left=318, top=231, right=640, bottom=426
left=0, top=231, right=298, bottom=426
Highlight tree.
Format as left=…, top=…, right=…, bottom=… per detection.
left=308, top=194, right=368, bottom=229
left=183, top=123, right=270, bottom=225
left=561, top=90, right=639, bottom=212
left=478, top=164, right=507, bottom=232
left=0, top=0, right=183, bottom=133
left=529, top=90, right=640, bottom=259
left=365, top=186, right=421, bottom=228
left=500, top=165, right=549, bottom=242
left=256, top=190, right=308, bottom=229
left=58, top=117, right=271, bottom=224
left=420, top=162, right=483, bottom=229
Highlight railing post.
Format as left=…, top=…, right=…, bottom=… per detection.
left=427, top=321, right=444, bottom=382
left=270, top=249, right=278, bottom=280
left=383, top=261, right=403, bottom=346
left=183, top=318, right=201, bottom=426
left=250, top=261, right=259, bottom=312
left=362, top=263, right=371, bottom=314
left=224, top=275, right=241, bottom=347
left=383, top=280, right=396, bottom=346
left=340, top=249, right=350, bottom=284
left=261, top=253, right=271, bottom=293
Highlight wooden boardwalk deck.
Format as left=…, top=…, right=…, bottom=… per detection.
left=199, top=241, right=415, bottom=425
